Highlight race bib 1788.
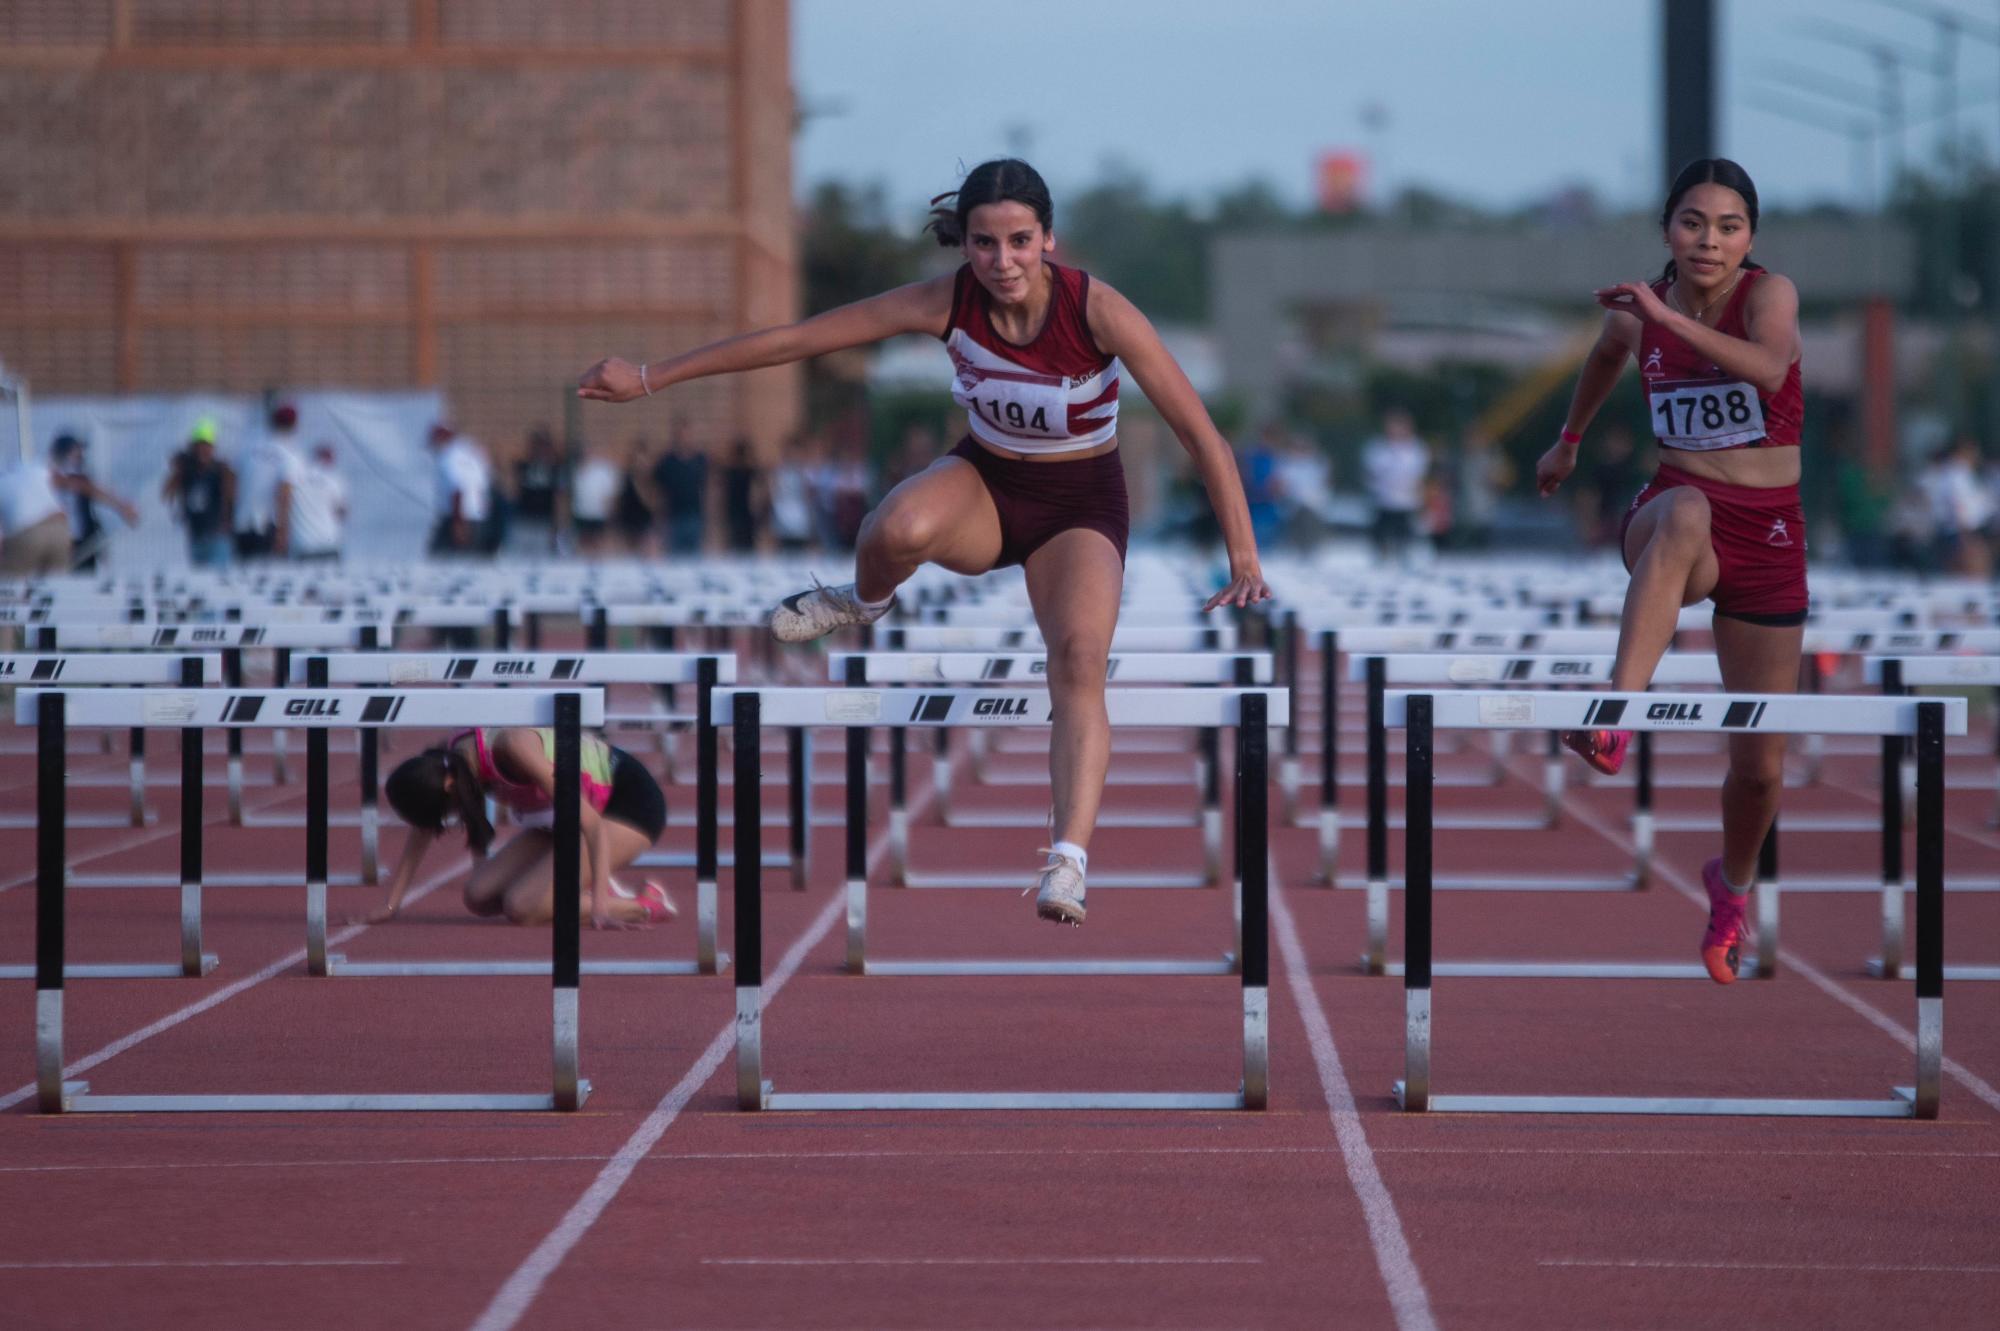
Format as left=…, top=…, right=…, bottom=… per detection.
left=1648, top=379, right=1766, bottom=450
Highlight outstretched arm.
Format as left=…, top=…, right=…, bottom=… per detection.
left=578, top=276, right=957, bottom=405
left=1537, top=310, right=1639, bottom=497
left=1596, top=274, right=1798, bottom=394
left=359, top=828, right=435, bottom=924
left=1085, top=280, right=1270, bottom=611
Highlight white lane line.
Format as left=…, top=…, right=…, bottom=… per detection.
left=1556, top=793, right=2000, bottom=1117
left=468, top=782, right=930, bottom=1331
left=701, top=1257, right=1263, bottom=1267
left=0, top=1258, right=403, bottom=1271
left=0, top=860, right=467, bottom=1112
left=1542, top=1258, right=2000, bottom=1275
left=1269, top=856, right=1438, bottom=1331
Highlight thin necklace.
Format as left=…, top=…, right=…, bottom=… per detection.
left=1670, top=268, right=1743, bottom=324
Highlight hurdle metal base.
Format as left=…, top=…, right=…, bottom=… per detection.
left=1378, top=958, right=1761, bottom=979
left=1391, top=1084, right=1919, bottom=1117
left=940, top=809, right=1201, bottom=829
left=0, top=812, right=158, bottom=830
left=760, top=1090, right=1251, bottom=1111
left=1360, top=874, right=1641, bottom=892
left=67, top=872, right=369, bottom=888
left=0, top=956, right=218, bottom=980
left=858, top=956, right=1236, bottom=976
left=900, top=869, right=1213, bottom=889
left=1869, top=959, right=2000, bottom=981
left=1649, top=812, right=1880, bottom=833
left=324, top=955, right=729, bottom=978
left=44, top=1082, right=589, bottom=1113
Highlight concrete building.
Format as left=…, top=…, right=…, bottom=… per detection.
left=0, top=0, right=798, bottom=454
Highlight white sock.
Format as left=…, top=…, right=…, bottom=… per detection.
left=1049, top=840, right=1088, bottom=873
left=856, top=589, right=894, bottom=613
left=1721, top=867, right=1752, bottom=897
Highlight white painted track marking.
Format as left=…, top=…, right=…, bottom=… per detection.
left=1542, top=1258, right=2000, bottom=1275
left=1270, top=856, right=1439, bottom=1331
left=0, top=860, right=467, bottom=1112
left=467, top=782, right=931, bottom=1331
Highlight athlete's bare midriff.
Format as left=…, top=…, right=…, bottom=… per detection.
left=1657, top=439, right=1800, bottom=489
left=969, top=435, right=1120, bottom=464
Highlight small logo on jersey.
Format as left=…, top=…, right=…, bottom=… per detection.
left=1766, top=517, right=1793, bottom=547
left=1643, top=348, right=1665, bottom=380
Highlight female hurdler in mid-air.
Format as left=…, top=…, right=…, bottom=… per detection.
left=579, top=158, right=1270, bottom=927
left=1538, top=158, right=1807, bottom=984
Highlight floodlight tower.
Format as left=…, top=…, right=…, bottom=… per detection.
left=1663, top=0, right=1717, bottom=180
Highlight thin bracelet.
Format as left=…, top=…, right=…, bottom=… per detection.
left=1559, top=428, right=1582, bottom=445
left=639, top=362, right=653, bottom=396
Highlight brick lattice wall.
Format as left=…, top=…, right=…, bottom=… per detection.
left=0, top=0, right=797, bottom=459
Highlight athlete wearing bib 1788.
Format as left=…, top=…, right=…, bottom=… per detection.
left=577, top=159, right=1271, bottom=928
left=1536, top=158, right=1804, bottom=986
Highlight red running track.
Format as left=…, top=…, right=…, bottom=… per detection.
left=1, top=671, right=1997, bottom=1330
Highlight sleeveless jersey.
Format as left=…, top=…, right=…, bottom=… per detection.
left=458, top=727, right=614, bottom=826
left=942, top=261, right=1121, bottom=455
left=1639, top=267, right=1802, bottom=451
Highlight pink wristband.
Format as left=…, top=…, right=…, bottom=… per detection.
left=1559, top=429, right=1582, bottom=445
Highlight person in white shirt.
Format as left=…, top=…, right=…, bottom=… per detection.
left=428, top=422, right=493, bottom=556
left=1361, top=408, right=1430, bottom=561
left=289, top=441, right=349, bottom=562
left=1, top=437, right=138, bottom=574
left=235, top=404, right=306, bottom=560
left=568, top=443, right=619, bottom=556
left=1923, top=435, right=1994, bottom=578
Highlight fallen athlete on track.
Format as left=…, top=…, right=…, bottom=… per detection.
left=364, top=725, right=676, bottom=929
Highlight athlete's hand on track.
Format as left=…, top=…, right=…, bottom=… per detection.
left=353, top=904, right=399, bottom=925
left=1535, top=441, right=1578, bottom=497
left=1203, top=569, right=1272, bottom=612
left=576, top=357, right=646, bottom=404
left=1594, top=281, right=1671, bottom=324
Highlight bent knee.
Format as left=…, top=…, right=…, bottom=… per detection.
left=861, top=502, right=940, bottom=561
left=1649, top=491, right=1714, bottom=551
left=463, top=886, right=506, bottom=917
left=1040, top=637, right=1110, bottom=690
left=1727, top=760, right=1785, bottom=800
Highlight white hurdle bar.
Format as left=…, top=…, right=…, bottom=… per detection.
left=287, top=652, right=736, bottom=975
left=720, top=686, right=1282, bottom=1112
left=22, top=686, right=601, bottom=1114
left=1387, top=688, right=1963, bottom=1119
left=0, top=652, right=222, bottom=837
left=830, top=652, right=1271, bottom=885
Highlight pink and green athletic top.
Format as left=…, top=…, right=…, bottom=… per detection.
left=456, top=727, right=614, bottom=825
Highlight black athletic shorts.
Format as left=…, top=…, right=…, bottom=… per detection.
left=602, top=748, right=667, bottom=842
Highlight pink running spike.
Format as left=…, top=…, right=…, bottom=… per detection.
left=1700, top=856, right=1751, bottom=984
left=1561, top=728, right=1632, bottom=776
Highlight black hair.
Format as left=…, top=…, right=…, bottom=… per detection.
left=51, top=433, right=84, bottom=460
left=1659, top=158, right=1765, bottom=285
left=925, top=159, right=1054, bottom=248
left=385, top=744, right=494, bottom=854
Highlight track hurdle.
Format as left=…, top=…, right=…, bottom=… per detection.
left=1, top=654, right=221, bottom=979
left=0, top=652, right=221, bottom=834
left=723, top=685, right=1279, bottom=1110
left=829, top=652, right=1269, bottom=888
left=24, top=686, right=599, bottom=1113
left=288, top=651, right=735, bottom=976
left=1387, top=687, right=1962, bottom=1118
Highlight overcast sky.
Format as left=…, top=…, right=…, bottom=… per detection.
left=794, top=0, right=2000, bottom=220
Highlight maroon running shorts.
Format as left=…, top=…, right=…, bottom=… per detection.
left=1620, top=463, right=1808, bottom=626
left=949, top=437, right=1130, bottom=569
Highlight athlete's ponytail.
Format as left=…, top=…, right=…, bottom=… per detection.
left=925, top=158, right=1054, bottom=248
left=385, top=746, right=495, bottom=854
left=1658, top=158, right=1765, bottom=285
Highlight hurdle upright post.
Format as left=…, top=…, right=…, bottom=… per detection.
left=551, top=692, right=586, bottom=1110
left=1754, top=823, right=1779, bottom=979
left=843, top=657, right=870, bottom=972
left=304, top=656, right=331, bottom=976
left=1238, top=691, right=1270, bottom=1109
left=1318, top=629, right=1339, bottom=884
left=1873, top=659, right=1907, bottom=978
left=1911, top=700, right=1944, bottom=1119
left=1279, top=609, right=1301, bottom=821
left=357, top=625, right=382, bottom=884
left=1632, top=732, right=1654, bottom=886
left=35, top=691, right=66, bottom=1112
left=223, top=647, right=244, bottom=823
left=1363, top=656, right=1389, bottom=973
left=787, top=723, right=809, bottom=890
left=733, top=692, right=769, bottom=1109
left=695, top=655, right=721, bottom=973
left=270, top=647, right=291, bottom=784
left=177, top=655, right=208, bottom=976
left=1396, top=693, right=1434, bottom=1112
